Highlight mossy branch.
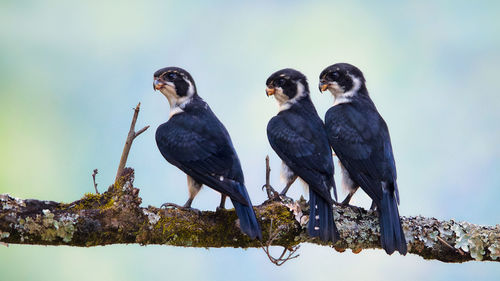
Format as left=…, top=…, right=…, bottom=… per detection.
left=0, top=169, right=498, bottom=263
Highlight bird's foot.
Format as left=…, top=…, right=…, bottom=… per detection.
left=160, top=203, right=201, bottom=215
left=262, top=184, right=280, bottom=203
left=216, top=206, right=226, bottom=213
left=277, top=193, right=294, bottom=204
left=334, top=201, right=364, bottom=216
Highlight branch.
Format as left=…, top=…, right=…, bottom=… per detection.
left=115, top=103, right=149, bottom=183
left=0, top=169, right=498, bottom=263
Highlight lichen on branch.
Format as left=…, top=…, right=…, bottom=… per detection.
left=0, top=168, right=498, bottom=263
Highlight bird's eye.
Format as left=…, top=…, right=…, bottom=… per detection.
left=328, top=72, right=340, bottom=80
left=275, top=78, right=286, bottom=87
left=166, top=73, right=177, bottom=80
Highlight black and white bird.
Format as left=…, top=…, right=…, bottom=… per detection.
left=153, top=66, right=262, bottom=240
left=265, top=68, right=339, bottom=242
left=319, top=63, right=407, bottom=255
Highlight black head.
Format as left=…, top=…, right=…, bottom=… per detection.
left=318, top=63, right=366, bottom=97
left=153, top=67, right=197, bottom=102
left=265, top=68, right=310, bottom=107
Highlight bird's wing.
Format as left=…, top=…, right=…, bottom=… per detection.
left=156, top=112, right=248, bottom=205
left=267, top=114, right=334, bottom=202
left=325, top=104, right=397, bottom=202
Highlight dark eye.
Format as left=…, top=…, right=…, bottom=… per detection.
left=166, top=73, right=177, bottom=80
left=275, top=78, right=286, bottom=87
left=327, top=71, right=340, bottom=80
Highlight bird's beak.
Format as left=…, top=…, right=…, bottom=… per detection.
left=319, top=81, right=329, bottom=93
left=266, top=87, right=275, bottom=97
left=153, top=79, right=165, bottom=91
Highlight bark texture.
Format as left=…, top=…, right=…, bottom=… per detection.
left=0, top=168, right=498, bottom=263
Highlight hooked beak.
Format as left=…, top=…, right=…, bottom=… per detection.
left=153, top=79, right=165, bottom=91
left=319, top=81, right=329, bottom=93
left=266, top=87, right=275, bottom=97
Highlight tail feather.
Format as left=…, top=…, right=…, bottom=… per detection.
left=232, top=183, right=262, bottom=240
left=308, top=189, right=339, bottom=242
left=379, top=188, right=407, bottom=255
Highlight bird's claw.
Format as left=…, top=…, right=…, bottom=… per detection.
left=262, top=184, right=280, bottom=201
left=334, top=201, right=364, bottom=216
left=277, top=194, right=294, bottom=204
left=161, top=203, right=202, bottom=215
left=161, top=202, right=183, bottom=209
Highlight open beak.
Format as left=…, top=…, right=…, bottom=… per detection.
left=153, top=79, right=165, bottom=91
left=266, top=87, right=275, bottom=97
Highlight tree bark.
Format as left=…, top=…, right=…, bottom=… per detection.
left=0, top=168, right=498, bottom=263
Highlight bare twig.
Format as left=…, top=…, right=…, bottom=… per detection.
left=436, top=236, right=466, bottom=256
left=92, top=169, right=99, bottom=194
left=262, top=155, right=279, bottom=200
left=260, top=218, right=300, bottom=266
left=115, top=103, right=150, bottom=183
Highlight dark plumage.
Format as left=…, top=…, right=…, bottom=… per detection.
left=266, top=68, right=339, bottom=242
left=319, top=63, right=407, bottom=255
left=154, top=67, right=262, bottom=240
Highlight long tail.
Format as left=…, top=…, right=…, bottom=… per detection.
left=379, top=187, right=407, bottom=255
left=231, top=183, right=262, bottom=240
left=308, top=189, right=339, bottom=242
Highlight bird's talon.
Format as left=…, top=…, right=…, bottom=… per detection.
left=160, top=203, right=201, bottom=215
left=278, top=194, right=294, bottom=204
left=161, top=203, right=183, bottom=209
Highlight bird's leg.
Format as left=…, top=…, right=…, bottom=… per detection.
left=336, top=186, right=363, bottom=216
left=337, top=162, right=363, bottom=214
left=161, top=175, right=202, bottom=215
left=280, top=175, right=298, bottom=196
left=340, top=190, right=356, bottom=206
left=277, top=176, right=299, bottom=203
left=183, top=197, right=194, bottom=208
left=369, top=200, right=377, bottom=211
left=216, top=194, right=227, bottom=212
left=275, top=162, right=297, bottom=202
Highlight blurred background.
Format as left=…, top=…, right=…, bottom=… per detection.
left=1, top=0, right=499, bottom=280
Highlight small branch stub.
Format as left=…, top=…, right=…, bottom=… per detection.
left=92, top=169, right=99, bottom=194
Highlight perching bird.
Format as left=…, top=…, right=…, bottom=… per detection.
left=265, top=68, right=339, bottom=242
left=153, top=66, right=262, bottom=240
left=319, top=63, right=407, bottom=255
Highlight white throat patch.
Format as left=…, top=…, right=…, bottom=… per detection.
left=159, top=78, right=196, bottom=118
left=329, top=75, right=361, bottom=106
left=275, top=82, right=306, bottom=112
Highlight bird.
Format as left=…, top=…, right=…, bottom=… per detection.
left=319, top=63, right=407, bottom=255
left=153, top=66, right=262, bottom=240
left=265, top=68, right=339, bottom=242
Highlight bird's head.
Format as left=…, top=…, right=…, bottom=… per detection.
left=318, top=63, right=366, bottom=101
left=153, top=67, right=197, bottom=106
left=265, top=68, right=309, bottom=109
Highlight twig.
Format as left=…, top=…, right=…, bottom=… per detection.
left=115, top=103, right=150, bottom=183
left=92, top=169, right=99, bottom=194
left=260, top=218, right=300, bottom=266
left=262, top=155, right=279, bottom=200
left=436, top=236, right=466, bottom=256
